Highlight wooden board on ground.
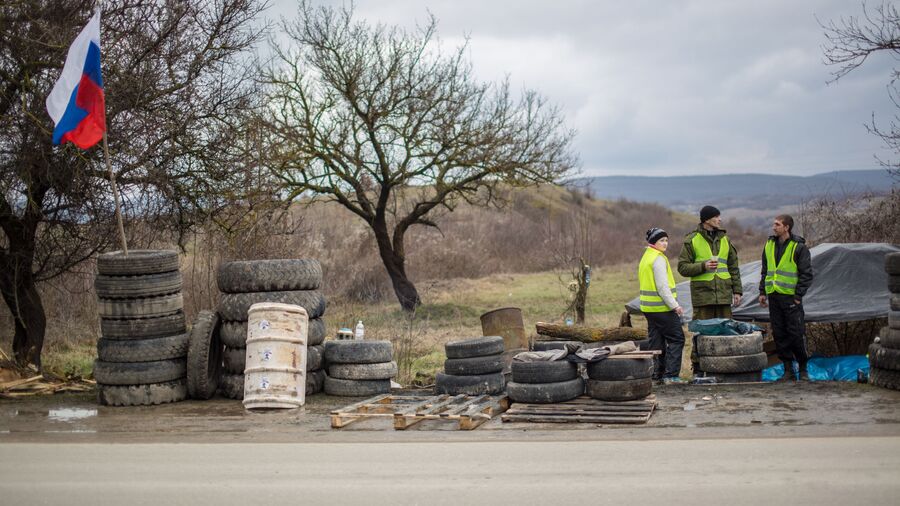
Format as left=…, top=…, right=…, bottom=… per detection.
left=502, top=395, right=657, bottom=424
left=331, top=393, right=509, bottom=431
left=605, top=350, right=661, bottom=359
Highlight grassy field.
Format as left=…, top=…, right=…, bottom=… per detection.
left=30, top=261, right=696, bottom=385
left=322, top=262, right=693, bottom=385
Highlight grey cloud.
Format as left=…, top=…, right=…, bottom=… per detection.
left=268, top=0, right=897, bottom=176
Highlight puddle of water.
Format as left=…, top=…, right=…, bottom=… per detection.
left=48, top=408, right=97, bottom=422
left=683, top=402, right=697, bottom=411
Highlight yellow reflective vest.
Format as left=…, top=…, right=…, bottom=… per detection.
left=639, top=247, right=677, bottom=312
left=690, top=233, right=731, bottom=282
left=764, top=238, right=799, bottom=295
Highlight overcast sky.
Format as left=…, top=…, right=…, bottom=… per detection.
left=268, top=0, right=896, bottom=177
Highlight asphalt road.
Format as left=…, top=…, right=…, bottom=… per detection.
left=1, top=437, right=898, bottom=505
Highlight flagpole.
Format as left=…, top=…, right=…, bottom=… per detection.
left=102, top=132, right=128, bottom=255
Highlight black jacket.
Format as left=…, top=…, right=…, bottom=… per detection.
left=758, top=234, right=813, bottom=299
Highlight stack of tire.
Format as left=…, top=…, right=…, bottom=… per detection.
left=324, top=340, right=396, bottom=396
left=94, top=250, right=188, bottom=406
left=869, top=252, right=900, bottom=390
left=435, top=336, right=505, bottom=395
left=586, top=357, right=653, bottom=401
left=694, top=332, right=767, bottom=382
left=507, top=359, right=583, bottom=403
left=215, top=259, right=327, bottom=400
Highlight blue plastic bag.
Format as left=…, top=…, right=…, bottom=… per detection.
left=761, top=355, right=869, bottom=381
left=688, top=318, right=763, bottom=336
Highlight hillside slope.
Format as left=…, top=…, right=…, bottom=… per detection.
left=572, top=169, right=896, bottom=214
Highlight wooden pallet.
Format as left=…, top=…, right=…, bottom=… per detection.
left=331, top=393, right=510, bottom=430
left=501, top=395, right=657, bottom=424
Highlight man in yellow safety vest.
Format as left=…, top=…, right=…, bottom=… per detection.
left=639, top=228, right=686, bottom=384
left=758, top=214, right=813, bottom=381
left=678, top=205, right=743, bottom=377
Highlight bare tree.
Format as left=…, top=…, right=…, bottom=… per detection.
left=822, top=1, right=900, bottom=175
left=547, top=189, right=594, bottom=324
left=800, top=189, right=900, bottom=244
left=261, top=2, right=577, bottom=311
left=0, top=0, right=266, bottom=367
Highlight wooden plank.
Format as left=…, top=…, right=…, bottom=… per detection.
left=501, top=395, right=656, bottom=425
left=0, top=375, right=43, bottom=392
left=330, top=414, right=357, bottom=428
left=395, top=394, right=450, bottom=417
left=330, top=393, right=392, bottom=415
left=505, top=411, right=650, bottom=420
left=605, top=352, right=661, bottom=359
left=505, top=408, right=652, bottom=417
left=440, top=395, right=489, bottom=418
left=459, top=412, right=490, bottom=430
left=394, top=395, right=463, bottom=430
left=409, top=394, right=466, bottom=417
left=509, top=403, right=652, bottom=412
left=560, top=395, right=656, bottom=405
left=501, top=414, right=651, bottom=424
left=458, top=396, right=510, bottom=430
left=461, top=396, right=505, bottom=418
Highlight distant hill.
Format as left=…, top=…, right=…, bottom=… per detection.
left=571, top=170, right=897, bottom=228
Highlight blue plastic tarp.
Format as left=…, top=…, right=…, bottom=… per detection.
left=761, top=355, right=869, bottom=382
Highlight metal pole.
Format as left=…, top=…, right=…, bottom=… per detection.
left=102, top=132, right=128, bottom=255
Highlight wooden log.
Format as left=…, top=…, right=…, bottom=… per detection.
left=534, top=322, right=647, bottom=343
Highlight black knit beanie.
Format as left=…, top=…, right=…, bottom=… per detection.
left=700, top=205, right=720, bottom=223
left=646, top=227, right=668, bottom=245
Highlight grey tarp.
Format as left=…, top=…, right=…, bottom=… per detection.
left=625, top=242, right=899, bottom=323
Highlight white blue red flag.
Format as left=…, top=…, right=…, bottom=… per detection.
left=46, top=10, right=106, bottom=149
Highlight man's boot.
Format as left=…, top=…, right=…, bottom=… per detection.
left=798, top=363, right=810, bottom=381
left=777, top=362, right=794, bottom=381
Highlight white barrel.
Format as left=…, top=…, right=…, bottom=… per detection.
left=243, top=302, right=308, bottom=410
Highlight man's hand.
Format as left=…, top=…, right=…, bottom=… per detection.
left=675, top=306, right=684, bottom=317
left=758, top=295, right=767, bottom=308
left=733, top=294, right=742, bottom=306
left=794, top=298, right=802, bottom=305
left=704, top=260, right=718, bottom=271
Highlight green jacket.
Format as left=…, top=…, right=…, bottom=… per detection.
left=677, top=225, right=743, bottom=307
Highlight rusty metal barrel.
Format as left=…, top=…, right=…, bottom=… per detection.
left=480, top=307, right=528, bottom=351
left=243, top=302, right=308, bottom=410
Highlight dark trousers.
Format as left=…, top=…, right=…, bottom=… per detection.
left=693, top=304, right=732, bottom=320
left=644, top=310, right=685, bottom=379
left=768, top=293, right=808, bottom=366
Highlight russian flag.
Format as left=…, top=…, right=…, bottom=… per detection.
left=46, top=10, right=106, bottom=149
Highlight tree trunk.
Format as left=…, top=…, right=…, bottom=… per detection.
left=535, top=322, right=647, bottom=343
left=574, top=260, right=590, bottom=324
left=372, top=219, right=421, bottom=312
left=0, top=249, right=45, bottom=369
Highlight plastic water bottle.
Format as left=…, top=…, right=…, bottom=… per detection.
left=354, top=320, right=365, bottom=340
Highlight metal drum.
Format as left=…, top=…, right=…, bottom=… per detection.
left=243, top=302, right=308, bottom=410
left=480, top=307, right=527, bottom=350
left=480, top=307, right=527, bottom=374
